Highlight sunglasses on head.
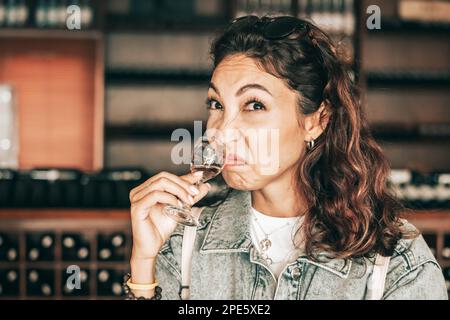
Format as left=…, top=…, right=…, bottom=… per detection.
left=229, top=15, right=309, bottom=40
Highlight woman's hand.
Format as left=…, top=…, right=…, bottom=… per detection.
left=129, top=171, right=210, bottom=260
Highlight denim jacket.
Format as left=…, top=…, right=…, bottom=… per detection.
left=155, top=189, right=448, bottom=300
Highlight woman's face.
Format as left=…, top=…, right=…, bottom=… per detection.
left=206, top=54, right=308, bottom=191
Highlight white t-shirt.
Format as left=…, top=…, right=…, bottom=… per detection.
left=250, top=207, right=304, bottom=279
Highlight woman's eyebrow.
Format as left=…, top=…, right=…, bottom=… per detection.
left=236, top=83, right=272, bottom=97
left=208, top=82, right=220, bottom=95
left=208, top=82, right=273, bottom=97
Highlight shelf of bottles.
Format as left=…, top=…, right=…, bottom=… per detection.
left=387, top=169, right=450, bottom=294
left=0, top=167, right=229, bottom=209
left=0, top=226, right=130, bottom=299
left=1, top=220, right=449, bottom=298
left=105, top=0, right=231, bottom=31
left=0, top=168, right=146, bottom=209
left=371, top=123, right=450, bottom=143
left=0, top=0, right=97, bottom=30
left=389, top=170, right=450, bottom=210
left=423, top=233, right=450, bottom=260
left=233, top=0, right=356, bottom=70
left=420, top=232, right=450, bottom=294
left=234, top=0, right=355, bottom=35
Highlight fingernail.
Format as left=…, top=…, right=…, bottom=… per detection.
left=188, top=195, right=195, bottom=205
left=206, top=183, right=212, bottom=190
left=193, top=171, right=203, bottom=177
left=178, top=200, right=183, bottom=207
left=189, top=186, right=200, bottom=196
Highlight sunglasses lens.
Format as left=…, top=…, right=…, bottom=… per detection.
left=229, top=15, right=259, bottom=31
left=264, top=16, right=306, bottom=39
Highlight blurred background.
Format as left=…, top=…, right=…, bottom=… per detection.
left=0, top=0, right=449, bottom=299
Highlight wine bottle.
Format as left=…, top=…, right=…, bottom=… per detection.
left=26, top=232, right=55, bottom=261
left=97, top=269, right=109, bottom=283
left=297, top=0, right=309, bottom=19
left=331, top=0, right=343, bottom=34
left=57, top=0, right=67, bottom=28
left=310, top=0, right=323, bottom=28
left=444, top=267, right=450, bottom=291
left=6, top=270, right=17, bottom=282
left=77, top=246, right=89, bottom=260
left=26, top=269, right=55, bottom=297
left=111, top=281, right=123, bottom=296
left=97, top=269, right=111, bottom=296
left=0, top=268, right=20, bottom=296
left=443, top=234, right=450, bottom=260
left=235, top=0, right=248, bottom=18
left=47, top=0, right=59, bottom=28
left=111, top=234, right=124, bottom=248
left=98, top=232, right=126, bottom=261
left=438, top=173, right=450, bottom=208
left=7, top=248, right=17, bottom=261
left=279, top=0, right=292, bottom=15
left=343, top=0, right=354, bottom=36
left=98, top=248, right=112, bottom=260
left=62, top=268, right=89, bottom=296
left=28, top=270, right=39, bottom=283
left=28, top=248, right=39, bottom=261
left=259, top=0, right=270, bottom=16
left=322, top=0, right=333, bottom=33
left=417, top=174, right=435, bottom=209
left=35, top=0, right=47, bottom=28
left=248, top=0, right=259, bottom=15
left=97, top=269, right=124, bottom=296
left=422, top=233, right=437, bottom=257
left=0, top=232, right=19, bottom=262
left=0, top=0, right=6, bottom=26
left=6, top=0, right=17, bottom=27
left=80, top=0, right=93, bottom=28
left=16, top=0, right=27, bottom=26
left=62, top=233, right=90, bottom=261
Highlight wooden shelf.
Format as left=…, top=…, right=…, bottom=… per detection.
left=105, top=122, right=205, bottom=140
left=106, top=122, right=450, bottom=143
left=105, top=68, right=211, bottom=85
left=366, top=70, right=450, bottom=88
left=371, top=123, right=450, bottom=143
left=0, top=209, right=129, bottom=220
left=405, top=210, right=450, bottom=232
left=367, top=19, right=450, bottom=34
left=106, top=14, right=229, bottom=33
left=0, top=28, right=103, bottom=39
left=0, top=208, right=447, bottom=221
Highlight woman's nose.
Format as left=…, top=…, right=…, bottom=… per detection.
left=217, top=109, right=241, bottom=131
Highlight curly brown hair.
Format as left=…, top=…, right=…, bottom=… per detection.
left=210, top=16, right=414, bottom=260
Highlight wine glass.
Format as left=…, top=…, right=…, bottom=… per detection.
left=163, top=135, right=225, bottom=226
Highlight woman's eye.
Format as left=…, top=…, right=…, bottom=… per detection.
left=244, top=101, right=266, bottom=111
left=207, top=99, right=223, bottom=110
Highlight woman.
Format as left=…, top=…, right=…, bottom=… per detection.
left=125, top=16, right=447, bottom=300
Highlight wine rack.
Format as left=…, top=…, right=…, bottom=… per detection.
left=0, top=209, right=449, bottom=299
left=407, top=211, right=450, bottom=297
left=0, top=214, right=130, bottom=300
left=389, top=170, right=450, bottom=210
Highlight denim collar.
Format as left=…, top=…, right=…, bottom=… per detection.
left=199, top=188, right=352, bottom=278
left=200, top=188, right=253, bottom=253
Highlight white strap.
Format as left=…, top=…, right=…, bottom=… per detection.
left=367, top=254, right=391, bottom=300
left=180, top=207, right=203, bottom=300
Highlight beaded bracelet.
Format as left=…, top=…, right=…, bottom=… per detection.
left=122, top=273, right=162, bottom=300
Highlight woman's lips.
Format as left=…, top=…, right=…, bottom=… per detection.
left=224, top=154, right=246, bottom=167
